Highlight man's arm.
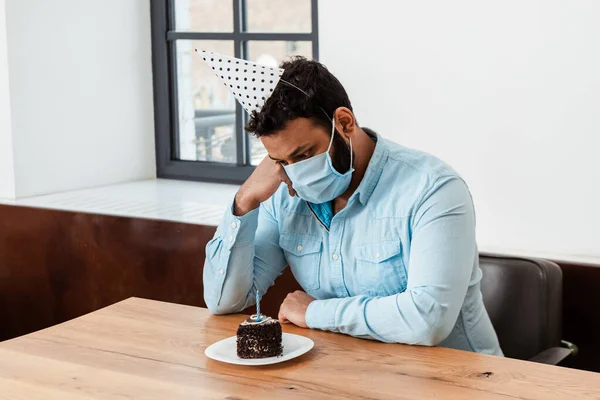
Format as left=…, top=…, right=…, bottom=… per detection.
left=203, top=156, right=295, bottom=315
left=203, top=198, right=287, bottom=314
left=303, top=177, right=477, bottom=345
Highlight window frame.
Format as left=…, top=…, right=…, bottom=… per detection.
left=150, top=0, right=320, bottom=184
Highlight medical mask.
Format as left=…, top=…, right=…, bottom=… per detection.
left=283, top=120, right=354, bottom=204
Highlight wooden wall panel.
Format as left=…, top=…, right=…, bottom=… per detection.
left=0, top=205, right=208, bottom=339
left=559, top=262, right=600, bottom=373
left=0, top=204, right=597, bottom=372
left=0, top=204, right=299, bottom=341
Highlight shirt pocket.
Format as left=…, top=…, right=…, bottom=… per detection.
left=279, top=232, right=322, bottom=291
left=355, top=239, right=407, bottom=297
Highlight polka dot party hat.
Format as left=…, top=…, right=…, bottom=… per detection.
left=196, top=49, right=284, bottom=115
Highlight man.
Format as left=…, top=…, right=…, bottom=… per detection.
left=203, top=53, right=503, bottom=355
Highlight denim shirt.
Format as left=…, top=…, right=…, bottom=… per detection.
left=204, top=132, right=503, bottom=356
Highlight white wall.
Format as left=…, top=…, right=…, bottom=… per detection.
left=5, top=0, right=156, bottom=198
left=0, top=0, right=15, bottom=199
left=320, top=0, right=600, bottom=261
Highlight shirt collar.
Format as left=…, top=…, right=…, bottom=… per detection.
left=354, top=128, right=388, bottom=206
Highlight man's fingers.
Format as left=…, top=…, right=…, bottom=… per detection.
left=287, top=184, right=297, bottom=198
left=278, top=304, right=288, bottom=323
left=280, top=171, right=297, bottom=197
left=278, top=310, right=289, bottom=323
left=284, top=180, right=296, bottom=197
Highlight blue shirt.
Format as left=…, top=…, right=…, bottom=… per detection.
left=204, top=132, right=503, bottom=356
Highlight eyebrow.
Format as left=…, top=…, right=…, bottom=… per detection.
left=268, top=144, right=311, bottom=161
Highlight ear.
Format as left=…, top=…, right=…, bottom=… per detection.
left=333, top=107, right=356, bottom=139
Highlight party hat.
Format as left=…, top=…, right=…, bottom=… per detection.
left=196, top=49, right=284, bottom=115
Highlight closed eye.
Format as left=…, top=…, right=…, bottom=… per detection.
left=270, top=145, right=313, bottom=165
left=296, top=151, right=311, bottom=161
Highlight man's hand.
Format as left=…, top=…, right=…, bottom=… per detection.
left=233, top=156, right=296, bottom=216
left=278, top=291, right=316, bottom=328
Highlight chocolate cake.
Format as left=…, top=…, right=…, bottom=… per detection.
left=236, top=314, right=283, bottom=359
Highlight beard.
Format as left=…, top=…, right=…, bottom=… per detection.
left=330, top=128, right=353, bottom=174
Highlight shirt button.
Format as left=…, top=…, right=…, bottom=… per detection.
left=375, top=252, right=380, bottom=259
left=218, top=268, right=224, bottom=275
left=231, top=222, right=237, bottom=229
left=227, top=235, right=233, bottom=242
left=297, top=245, right=303, bottom=252
left=332, top=253, right=339, bottom=261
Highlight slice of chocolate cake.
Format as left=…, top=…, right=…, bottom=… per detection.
left=236, top=314, right=283, bottom=359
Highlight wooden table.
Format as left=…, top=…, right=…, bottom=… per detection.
left=0, top=298, right=598, bottom=399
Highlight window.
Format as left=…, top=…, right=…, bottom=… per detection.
left=151, top=0, right=319, bottom=184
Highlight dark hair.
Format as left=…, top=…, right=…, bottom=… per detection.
left=245, top=56, right=353, bottom=137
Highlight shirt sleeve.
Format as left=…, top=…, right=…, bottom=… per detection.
left=305, top=177, right=477, bottom=345
left=203, top=196, right=288, bottom=315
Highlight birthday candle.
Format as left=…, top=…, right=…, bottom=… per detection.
left=256, top=289, right=262, bottom=321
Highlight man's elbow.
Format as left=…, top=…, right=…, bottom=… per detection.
left=204, top=294, right=244, bottom=316
left=204, top=295, right=228, bottom=315
left=378, top=319, right=452, bottom=346
left=415, top=325, right=451, bottom=346
left=206, top=302, right=229, bottom=315
left=405, top=290, right=455, bottom=346
left=412, top=314, right=455, bottom=346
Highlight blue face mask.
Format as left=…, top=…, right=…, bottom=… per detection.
left=283, top=119, right=354, bottom=204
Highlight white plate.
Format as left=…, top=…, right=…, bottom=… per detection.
left=205, top=333, right=314, bottom=366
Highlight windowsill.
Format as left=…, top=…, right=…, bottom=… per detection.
left=479, top=247, right=600, bottom=267
left=1, top=178, right=599, bottom=266
left=0, top=179, right=239, bottom=227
